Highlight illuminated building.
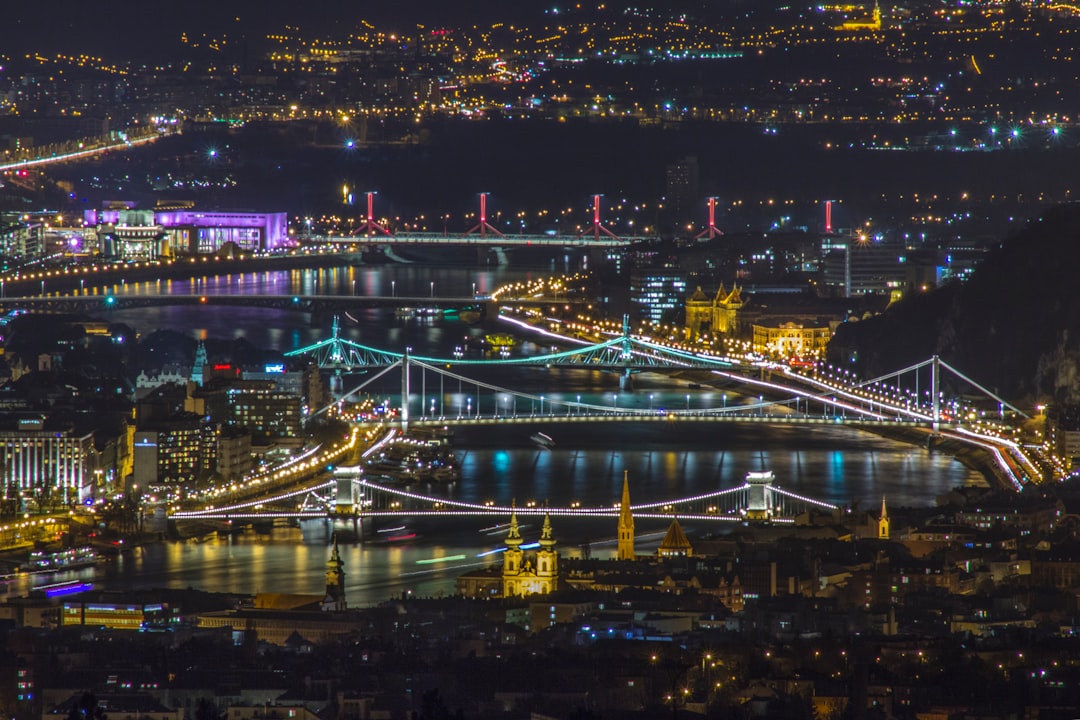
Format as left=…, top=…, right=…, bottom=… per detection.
left=225, top=381, right=303, bottom=438
left=878, top=497, right=890, bottom=540
left=323, top=535, right=347, bottom=611
left=617, top=471, right=635, bottom=561
left=132, top=421, right=218, bottom=488
left=85, top=204, right=289, bottom=256
left=836, top=1, right=883, bottom=31
left=657, top=517, right=692, bottom=557
left=95, top=207, right=168, bottom=260
left=502, top=508, right=559, bottom=598
left=684, top=283, right=745, bottom=339
left=0, top=419, right=95, bottom=503
left=821, top=238, right=907, bottom=297
left=61, top=600, right=172, bottom=630
left=629, top=265, right=686, bottom=324
left=190, top=342, right=208, bottom=386
left=751, top=320, right=831, bottom=357
left=134, top=385, right=218, bottom=487
left=0, top=213, right=44, bottom=258
left=134, top=366, right=188, bottom=399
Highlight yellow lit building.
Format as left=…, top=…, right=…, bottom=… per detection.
left=685, top=283, right=745, bottom=340
left=503, top=509, right=559, bottom=597
left=836, top=1, right=882, bottom=31
left=751, top=321, right=831, bottom=358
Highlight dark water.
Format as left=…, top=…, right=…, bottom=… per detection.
left=9, top=266, right=978, bottom=607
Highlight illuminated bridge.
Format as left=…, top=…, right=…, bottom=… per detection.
left=0, top=292, right=568, bottom=315
left=284, top=317, right=1041, bottom=490
left=308, top=232, right=638, bottom=248
left=169, top=457, right=839, bottom=525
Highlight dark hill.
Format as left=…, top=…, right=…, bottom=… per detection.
left=828, top=203, right=1080, bottom=407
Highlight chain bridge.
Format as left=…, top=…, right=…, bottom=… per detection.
left=169, top=460, right=839, bottom=525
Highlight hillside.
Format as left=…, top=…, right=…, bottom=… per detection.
left=828, top=203, right=1080, bottom=407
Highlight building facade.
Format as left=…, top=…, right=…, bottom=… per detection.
left=85, top=204, right=289, bottom=257
left=629, top=265, right=687, bottom=325
left=685, top=284, right=745, bottom=339
left=0, top=425, right=95, bottom=503
left=751, top=320, right=832, bottom=358
left=502, top=510, right=559, bottom=598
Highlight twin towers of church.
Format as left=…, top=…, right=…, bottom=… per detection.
left=501, top=471, right=637, bottom=597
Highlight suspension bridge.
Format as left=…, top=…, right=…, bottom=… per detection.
left=167, top=318, right=1042, bottom=525
left=286, top=316, right=1028, bottom=436
left=169, top=438, right=840, bottom=525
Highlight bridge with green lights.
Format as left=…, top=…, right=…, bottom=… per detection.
left=283, top=316, right=1039, bottom=490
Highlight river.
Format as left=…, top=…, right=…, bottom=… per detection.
left=0, top=263, right=982, bottom=606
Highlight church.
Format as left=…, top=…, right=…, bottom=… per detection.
left=456, top=506, right=560, bottom=599
left=685, top=283, right=745, bottom=340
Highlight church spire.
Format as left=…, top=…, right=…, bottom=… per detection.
left=190, top=341, right=208, bottom=386
left=506, top=500, right=523, bottom=548
left=617, top=470, right=635, bottom=561
left=324, top=534, right=346, bottom=611
left=540, top=511, right=555, bottom=550
left=878, top=496, right=890, bottom=540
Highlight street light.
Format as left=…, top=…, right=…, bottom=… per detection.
left=612, top=393, right=618, bottom=412
left=540, top=395, right=545, bottom=415
left=649, top=393, right=654, bottom=412
left=391, top=280, right=396, bottom=297
left=430, top=280, right=435, bottom=298
left=686, top=394, right=690, bottom=411
left=576, top=394, right=581, bottom=416
left=467, top=397, right=472, bottom=417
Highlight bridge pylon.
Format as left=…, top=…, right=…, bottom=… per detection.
left=931, top=354, right=940, bottom=434
left=334, top=466, right=364, bottom=515
left=619, top=314, right=634, bottom=390
left=401, top=348, right=411, bottom=433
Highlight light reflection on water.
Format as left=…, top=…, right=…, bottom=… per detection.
left=29, top=267, right=984, bottom=607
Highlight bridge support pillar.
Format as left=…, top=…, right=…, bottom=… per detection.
left=619, top=371, right=634, bottom=391
left=931, top=354, right=940, bottom=434
left=333, top=466, right=364, bottom=516
left=401, top=350, right=410, bottom=433
left=745, top=471, right=775, bottom=522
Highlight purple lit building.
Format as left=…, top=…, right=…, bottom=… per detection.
left=85, top=205, right=289, bottom=256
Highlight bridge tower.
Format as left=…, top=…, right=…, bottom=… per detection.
left=745, top=470, right=776, bottom=521
left=695, top=197, right=723, bottom=240
left=617, top=470, right=635, bottom=561
left=466, top=192, right=506, bottom=239
left=401, top=348, right=411, bottom=433
left=619, top=314, right=634, bottom=390
left=931, top=354, right=940, bottom=433
left=579, top=194, right=621, bottom=240
left=357, top=191, right=392, bottom=237
left=333, top=466, right=364, bottom=515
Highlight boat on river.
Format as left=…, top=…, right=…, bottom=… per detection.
left=485, top=333, right=516, bottom=348
left=23, top=547, right=100, bottom=574
left=530, top=432, right=555, bottom=449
